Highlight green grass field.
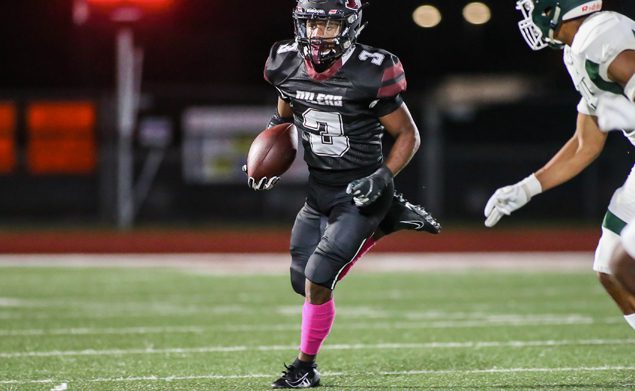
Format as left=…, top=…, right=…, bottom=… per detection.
left=0, top=258, right=634, bottom=390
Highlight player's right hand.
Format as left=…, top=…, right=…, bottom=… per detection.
left=242, top=164, right=279, bottom=191
left=597, top=94, right=635, bottom=132
left=484, top=174, right=542, bottom=227
left=346, top=165, right=393, bottom=207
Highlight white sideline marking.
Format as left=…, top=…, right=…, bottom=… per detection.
left=0, top=315, right=608, bottom=336
left=0, top=298, right=32, bottom=307
left=1, top=338, right=633, bottom=358
left=2, top=366, right=635, bottom=385
left=0, top=252, right=593, bottom=272
left=50, top=383, right=67, bottom=391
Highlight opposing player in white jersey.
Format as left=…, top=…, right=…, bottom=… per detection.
left=609, top=222, right=635, bottom=296
left=484, top=0, right=635, bottom=331
left=597, top=94, right=635, bottom=297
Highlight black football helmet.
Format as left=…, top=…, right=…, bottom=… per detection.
left=293, top=0, right=367, bottom=66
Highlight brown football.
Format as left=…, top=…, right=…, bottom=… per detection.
left=247, top=123, right=298, bottom=180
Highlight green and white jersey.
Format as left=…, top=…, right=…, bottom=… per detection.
left=563, top=11, right=635, bottom=145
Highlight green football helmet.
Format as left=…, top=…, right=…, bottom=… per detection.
left=516, top=0, right=603, bottom=50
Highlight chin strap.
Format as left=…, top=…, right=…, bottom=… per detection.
left=355, top=22, right=368, bottom=38
left=311, top=59, right=336, bottom=73
left=546, top=6, right=565, bottom=48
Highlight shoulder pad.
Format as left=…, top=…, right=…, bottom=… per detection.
left=352, top=45, right=407, bottom=99
left=264, top=40, right=301, bottom=86
left=571, top=12, right=635, bottom=64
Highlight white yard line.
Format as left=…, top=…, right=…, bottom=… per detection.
left=1, top=366, right=634, bottom=385
left=379, top=366, right=635, bottom=375
left=0, top=303, right=612, bottom=327
left=0, top=315, right=611, bottom=336
left=0, top=253, right=593, bottom=272
left=0, top=326, right=207, bottom=336
left=1, top=338, right=633, bottom=358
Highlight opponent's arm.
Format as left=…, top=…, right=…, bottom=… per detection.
left=535, top=113, right=607, bottom=191
left=597, top=50, right=635, bottom=130
left=346, top=103, right=419, bottom=207
left=379, top=103, right=421, bottom=176
left=484, top=113, right=607, bottom=227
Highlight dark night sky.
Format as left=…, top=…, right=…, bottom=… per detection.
left=0, top=0, right=633, bottom=92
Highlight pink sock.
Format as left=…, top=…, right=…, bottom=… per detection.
left=300, top=299, right=336, bottom=356
left=337, top=237, right=377, bottom=282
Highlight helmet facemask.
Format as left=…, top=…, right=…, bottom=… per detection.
left=515, top=0, right=603, bottom=51
left=516, top=0, right=564, bottom=50
left=295, top=17, right=347, bottom=66
left=293, top=2, right=365, bottom=68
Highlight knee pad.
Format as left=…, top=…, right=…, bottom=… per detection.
left=594, top=227, right=621, bottom=274
left=290, top=263, right=306, bottom=297
left=622, top=222, right=635, bottom=259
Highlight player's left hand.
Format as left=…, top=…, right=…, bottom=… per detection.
left=596, top=94, right=635, bottom=132
left=484, top=174, right=542, bottom=227
left=346, top=165, right=393, bottom=207
left=242, top=164, right=280, bottom=191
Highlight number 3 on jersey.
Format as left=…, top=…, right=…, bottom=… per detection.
left=302, top=109, right=350, bottom=157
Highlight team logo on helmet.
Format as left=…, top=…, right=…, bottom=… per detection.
left=345, top=0, right=361, bottom=10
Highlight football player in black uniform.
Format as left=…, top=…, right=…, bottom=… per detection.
left=244, top=0, right=440, bottom=388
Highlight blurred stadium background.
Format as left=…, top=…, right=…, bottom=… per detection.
left=0, top=0, right=634, bottom=242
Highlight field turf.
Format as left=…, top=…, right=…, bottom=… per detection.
left=0, top=259, right=633, bottom=390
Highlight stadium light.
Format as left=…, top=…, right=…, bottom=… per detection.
left=412, top=5, right=442, bottom=29
left=463, top=2, right=491, bottom=25
left=75, top=0, right=173, bottom=23
left=75, top=0, right=174, bottom=228
left=85, top=0, right=173, bottom=7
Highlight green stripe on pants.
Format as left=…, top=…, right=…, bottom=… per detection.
left=602, top=210, right=627, bottom=235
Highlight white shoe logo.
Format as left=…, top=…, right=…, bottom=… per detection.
left=286, top=372, right=311, bottom=388
left=400, top=220, right=424, bottom=230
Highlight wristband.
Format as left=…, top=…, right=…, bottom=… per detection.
left=520, top=174, right=542, bottom=198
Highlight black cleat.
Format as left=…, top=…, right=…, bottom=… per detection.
left=379, top=192, right=441, bottom=235
left=272, top=362, right=321, bottom=389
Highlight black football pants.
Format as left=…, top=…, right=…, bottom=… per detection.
left=289, top=176, right=394, bottom=295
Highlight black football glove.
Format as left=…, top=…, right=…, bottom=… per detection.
left=242, top=164, right=279, bottom=191
left=346, top=165, right=393, bottom=207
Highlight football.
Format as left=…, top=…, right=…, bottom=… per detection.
left=246, top=123, right=298, bottom=180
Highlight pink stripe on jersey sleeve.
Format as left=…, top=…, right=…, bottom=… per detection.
left=378, top=78, right=407, bottom=98
left=378, top=61, right=407, bottom=98
left=381, top=61, right=405, bottom=83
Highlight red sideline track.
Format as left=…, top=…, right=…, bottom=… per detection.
left=0, top=228, right=600, bottom=253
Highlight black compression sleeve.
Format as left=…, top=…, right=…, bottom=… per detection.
left=267, top=113, right=294, bottom=129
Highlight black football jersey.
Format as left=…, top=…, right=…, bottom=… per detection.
left=264, top=39, right=407, bottom=185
